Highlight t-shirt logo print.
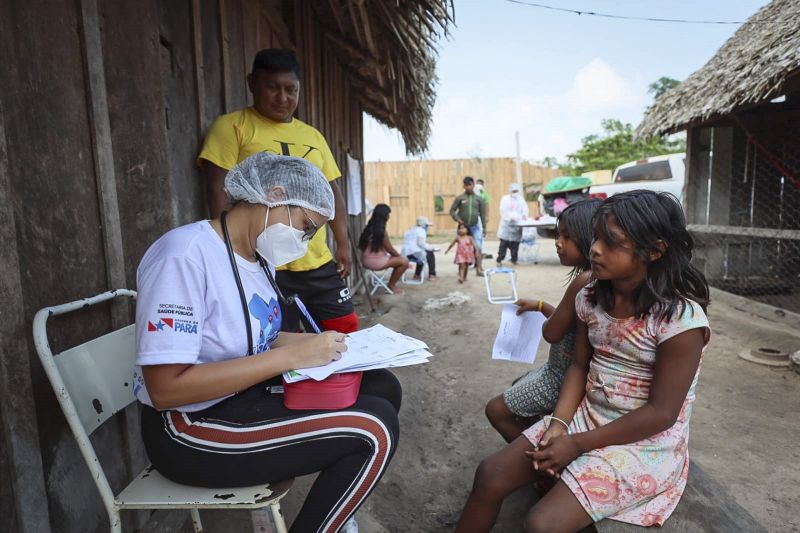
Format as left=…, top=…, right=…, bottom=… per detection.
left=248, top=294, right=282, bottom=353
left=147, top=318, right=173, bottom=331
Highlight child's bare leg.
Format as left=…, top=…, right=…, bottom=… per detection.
left=455, top=436, right=538, bottom=533
left=458, top=264, right=467, bottom=282
left=524, top=479, right=593, bottom=533
left=485, top=395, right=529, bottom=443
left=385, top=256, right=409, bottom=290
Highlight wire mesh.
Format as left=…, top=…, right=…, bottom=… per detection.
left=688, top=112, right=800, bottom=313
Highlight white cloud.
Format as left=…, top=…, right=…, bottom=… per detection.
left=363, top=58, right=650, bottom=163
left=565, top=58, right=644, bottom=111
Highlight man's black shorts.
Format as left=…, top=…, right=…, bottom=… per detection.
left=275, top=260, right=354, bottom=331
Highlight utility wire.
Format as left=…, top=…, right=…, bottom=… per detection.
left=504, top=0, right=757, bottom=25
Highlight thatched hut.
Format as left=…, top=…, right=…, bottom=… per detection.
left=0, top=1, right=451, bottom=531
left=637, top=0, right=800, bottom=312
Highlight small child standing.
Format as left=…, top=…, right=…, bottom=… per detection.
left=446, top=223, right=479, bottom=283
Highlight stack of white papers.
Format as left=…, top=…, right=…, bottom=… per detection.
left=284, top=324, right=433, bottom=382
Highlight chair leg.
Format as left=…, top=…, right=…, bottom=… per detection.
left=369, top=271, right=391, bottom=295
left=190, top=508, right=203, bottom=532
left=271, top=502, right=288, bottom=533
left=109, top=509, right=123, bottom=533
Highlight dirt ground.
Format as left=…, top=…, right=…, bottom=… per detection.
left=204, top=238, right=800, bottom=533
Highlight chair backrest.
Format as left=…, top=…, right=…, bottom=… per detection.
left=32, top=290, right=138, bottom=507
left=33, top=290, right=138, bottom=436
left=56, top=325, right=137, bottom=434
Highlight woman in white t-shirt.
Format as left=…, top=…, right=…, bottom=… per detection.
left=135, top=153, right=400, bottom=533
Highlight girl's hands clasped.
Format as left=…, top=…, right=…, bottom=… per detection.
left=525, top=425, right=581, bottom=478
left=294, top=331, right=348, bottom=369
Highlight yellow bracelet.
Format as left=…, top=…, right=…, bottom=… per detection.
left=537, top=299, right=544, bottom=312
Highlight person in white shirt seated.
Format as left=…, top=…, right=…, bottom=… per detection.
left=401, top=216, right=438, bottom=281
left=134, top=152, right=400, bottom=533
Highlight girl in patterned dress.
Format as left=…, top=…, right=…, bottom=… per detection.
left=485, top=199, right=600, bottom=443
left=457, top=190, right=710, bottom=532
left=445, top=223, right=479, bottom=283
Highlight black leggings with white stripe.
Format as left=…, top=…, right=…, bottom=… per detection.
left=141, top=370, right=401, bottom=533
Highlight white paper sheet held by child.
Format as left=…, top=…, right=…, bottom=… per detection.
left=491, top=303, right=545, bottom=364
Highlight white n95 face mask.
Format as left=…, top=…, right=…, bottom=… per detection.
left=256, top=206, right=309, bottom=267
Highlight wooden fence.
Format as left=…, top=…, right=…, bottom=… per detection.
left=364, top=158, right=560, bottom=236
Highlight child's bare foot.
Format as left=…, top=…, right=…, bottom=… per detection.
left=389, top=285, right=404, bottom=295
left=458, top=278, right=464, bottom=284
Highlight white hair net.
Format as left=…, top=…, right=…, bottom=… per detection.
left=224, top=152, right=335, bottom=219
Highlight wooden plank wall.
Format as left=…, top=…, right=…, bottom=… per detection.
left=295, top=1, right=366, bottom=283
left=0, top=0, right=368, bottom=530
left=364, top=158, right=560, bottom=236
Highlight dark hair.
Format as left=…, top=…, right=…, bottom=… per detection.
left=463, top=176, right=474, bottom=186
left=457, top=222, right=472, bottom=236
left=252, top=48, right=301, bottom=79
left=589, top=190, right=709, bottom=320
left=556, top=198, right=601, bottom=279
left=359, top=204, right=391, bottom=253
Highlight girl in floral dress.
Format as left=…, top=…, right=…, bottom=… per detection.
left=445, top=223, right=479, bottom=283
left=457, top=190, right=710, bottom=532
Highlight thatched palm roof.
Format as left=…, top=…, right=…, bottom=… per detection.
left=314, top=0, right=454, bottom=154
left=637, top=0, right=800, bottom=137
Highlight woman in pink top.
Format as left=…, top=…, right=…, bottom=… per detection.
left=358, top=204, right=409, bottom=294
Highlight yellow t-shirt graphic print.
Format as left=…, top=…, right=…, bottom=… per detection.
left=198, top=107, right=341, bottom=272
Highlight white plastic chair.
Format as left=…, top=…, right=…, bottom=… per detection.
left=484, top=267, right=519, bottom=304
left=367, top=269, right=393, bottom=295
left=32, top=290, right=292, bottom=533
left=402, top=260, right=427, bottom=285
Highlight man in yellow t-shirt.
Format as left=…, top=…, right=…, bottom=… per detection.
left=198, top=48, right=357, bottom=334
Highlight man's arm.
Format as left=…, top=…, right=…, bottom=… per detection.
left=417, top=231, right=432, bottom=252
left=202, top=160, right=231, bottom=219
left=479, top=196, right=488, bottom=227
left=328, top=179, right=352, bottom=279
left=449, top=196, right=462, bottom=224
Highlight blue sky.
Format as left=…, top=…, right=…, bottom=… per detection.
left=363, top=0, right=770, bottom=163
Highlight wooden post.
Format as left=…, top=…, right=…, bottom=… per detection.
left=191, top=0, right=207, bottom=133
left=78, top=3, right=147, bottom=530
left=219, top=0, right=233, bottom=113
left=79, top=0, right=130, bottom=327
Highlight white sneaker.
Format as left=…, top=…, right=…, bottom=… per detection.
left=341, top=516, right=359, bottom=533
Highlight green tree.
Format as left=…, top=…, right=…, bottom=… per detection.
left=536, top=156, right=560, bottom=168
left=648, top=76, right=680, bottom=99
left=564, top=119, right=684, bottom=175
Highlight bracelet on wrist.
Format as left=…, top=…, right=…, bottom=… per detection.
left=544, top=414, right=570, bottom=434
left=537, top=299, right=544, bottom=312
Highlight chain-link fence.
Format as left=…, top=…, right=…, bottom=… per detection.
left=686, top=111, right=800, bottom=313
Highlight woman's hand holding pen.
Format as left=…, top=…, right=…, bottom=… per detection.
left=294, top=331, right=348, bottom=368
